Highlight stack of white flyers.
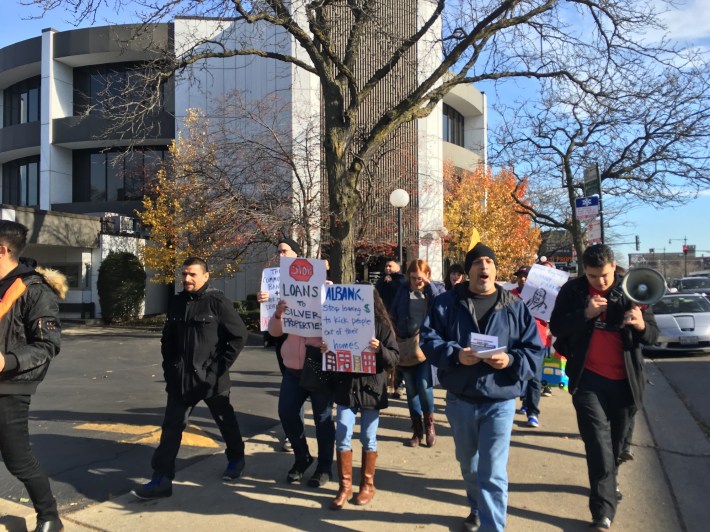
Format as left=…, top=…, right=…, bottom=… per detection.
left=469, top=333, right=507, bottom=359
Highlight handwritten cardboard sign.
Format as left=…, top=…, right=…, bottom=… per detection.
left=280, top=256, right=327, bottom=337
left=321, top=284, right=376, bottom=374
left=259, top=267, right=281, bottom=331
left=519, top=264, right=570, bottom=322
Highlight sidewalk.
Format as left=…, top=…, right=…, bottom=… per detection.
left=0, top=363, right=696, bottom=531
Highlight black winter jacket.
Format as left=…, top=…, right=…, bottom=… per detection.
left=549, top=273, right=658, bottom=408
left=332, top=319, right=399, bottom=410
left=161, top=283, right=247, bottom=403
left=0, top=262, right=67, bottom=395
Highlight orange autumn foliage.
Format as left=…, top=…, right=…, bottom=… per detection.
left=444, top=163, right=541, bottom=280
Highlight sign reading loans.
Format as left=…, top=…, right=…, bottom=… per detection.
left=519, top=264, right=570, bottom=322
left=259, top=267, right=281, bottom=331
left=321, top=284, right=376, bottom=374
left=280, top=256, right=327, bottom=337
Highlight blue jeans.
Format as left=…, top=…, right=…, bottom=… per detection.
left=335, top=405, right=380, bottom=452
left=400, top=361, right=435, bottom=417
left=445, top=392, right=516, bottom=532
left=278, top=369, right=335, bottom=473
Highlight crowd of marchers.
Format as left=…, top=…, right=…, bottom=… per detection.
left=0, top=221, right=654, bottom=532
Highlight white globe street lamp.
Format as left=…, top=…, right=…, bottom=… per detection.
left=389, top=189, right=410, bottom=265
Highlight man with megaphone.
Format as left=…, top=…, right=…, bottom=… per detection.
left=550, top=244, right=659, bottom=531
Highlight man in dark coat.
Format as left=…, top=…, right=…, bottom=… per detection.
left=550, top=244, right=658, bottom=531
left=0, top=221, right=67, bottom=532
left=133, top=257, right=247, bottom=499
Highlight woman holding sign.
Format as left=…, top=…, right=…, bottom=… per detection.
left=389, top=259, right=445, bottom=447
left=327, top=291, right=399, bottom=509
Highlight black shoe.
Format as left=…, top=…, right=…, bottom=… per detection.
left=222, top=457, right=246, bottom=481
left=131, top=475, right=173, bottom=500
left=616, top=487, right=623, bottom=501
left=589, top=516, right=612, bottom=530
left=461, top=512, right=480, bottom=532
left=287, top=455, right=314, bottom=483
left=307, top=469, right=332, bottom=488
left=619, top=450, right=634, bottom=462
left=35, top=519, right=64, bottom=532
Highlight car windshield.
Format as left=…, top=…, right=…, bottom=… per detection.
left=653, top=296, right=710, bottom=314
left=678, top=278, right=710, bottom=290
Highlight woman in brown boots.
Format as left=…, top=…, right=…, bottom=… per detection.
left=327, top=291, right=399, bottom=510
left=389, top=259, right=444, bottom=447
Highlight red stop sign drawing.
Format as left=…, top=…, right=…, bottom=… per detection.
left=289, top=258, right=314, bottom=282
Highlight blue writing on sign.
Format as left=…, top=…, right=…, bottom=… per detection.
left=325, top=286, right=363, bottom=301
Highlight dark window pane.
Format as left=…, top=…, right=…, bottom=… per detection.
left=90, top=153, right=106, bottom=201
left=28, top=162, right=39, bottom=207
left=107, top=152, right=122, bottom=201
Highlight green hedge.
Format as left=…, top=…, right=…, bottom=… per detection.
left=234, top=300, right=260, bottom=331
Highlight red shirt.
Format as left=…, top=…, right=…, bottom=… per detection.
left=584, top=286, right=627, bottom=380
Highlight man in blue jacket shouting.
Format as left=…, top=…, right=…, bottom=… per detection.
left=421, top=243, right=543, bottom=532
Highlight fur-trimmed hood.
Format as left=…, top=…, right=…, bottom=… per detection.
left=36, top=266, right=69, bottom=300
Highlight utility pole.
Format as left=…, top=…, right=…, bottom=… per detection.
left=669, top=237, right=688, bottom=276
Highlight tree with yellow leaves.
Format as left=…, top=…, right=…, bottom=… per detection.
left=444, top=163, right=541, bottom=280
left=138, top=108, right=285, bottom=282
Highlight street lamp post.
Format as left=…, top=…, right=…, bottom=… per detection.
left=389, top=189, right=410, bottom=266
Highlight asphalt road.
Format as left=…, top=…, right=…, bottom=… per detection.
left=0, top=327, right=283, bottom=512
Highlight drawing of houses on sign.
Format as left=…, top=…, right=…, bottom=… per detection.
left=360, top=351, right=376, bottom=374
left=324, top=351, right=338, bottom=371
left=336, top=351, right=352, bottom=372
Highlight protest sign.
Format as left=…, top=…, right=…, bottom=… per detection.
left=280, top=257, right=327, bottom=337
left=519, top=264, right=570, bottom=322
left=259, top=267, right=280, bottom=331
left=321, top=284, right=376, bottom=374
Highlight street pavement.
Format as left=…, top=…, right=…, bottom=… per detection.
left=1, top=333, right=708, bottom=530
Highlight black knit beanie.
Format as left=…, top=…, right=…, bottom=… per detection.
left=465, top=242, right=498, bottom=272
left=277, top=237, right=302, bottom=256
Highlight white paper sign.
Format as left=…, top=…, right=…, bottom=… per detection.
left=321, top=284, right=376, bottom=374
left=280, top=257, right=328, bottom=337
left=259, top=267, right=281, bottom=331
left=519, top=264, right=570, bottom=322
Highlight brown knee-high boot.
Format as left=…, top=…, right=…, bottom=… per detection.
left=330, top=450, right=353, bottom=510
left=424, top=413, right=437, bottom=447
left=408, top=415, right=424, bottom=447
left=354, top=450, right=377, bottom=505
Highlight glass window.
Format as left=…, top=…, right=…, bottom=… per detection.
left=3, top=77, right=41, bottom=127
left=74, top=63, right=164, bottom=117
left=2, top=156, right=40, bottom=207
left=443, top=103, right=465, bottom=147
left=73, top=148, right=167, bottom=202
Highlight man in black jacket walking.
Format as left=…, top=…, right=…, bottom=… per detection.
left=0, top=221, right=67, bottom=532
left=550, top=245, right=658, bottom=531
left=133, top=257, right=248, bottom=499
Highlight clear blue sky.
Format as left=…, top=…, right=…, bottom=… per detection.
left=3, top=1, right=709, bottom=267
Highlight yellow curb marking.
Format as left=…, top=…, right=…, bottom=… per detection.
left=74, top=422, right=220, bottom=448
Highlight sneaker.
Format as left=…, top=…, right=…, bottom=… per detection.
left=527, top=416, right=539, bottom=428
left=461, top=511, right=480, bottom=532
left=542, top=386, right=553, bottom=397
left=616, top=487, right=623, bottom=501
left=517, top=405, right=527, bottom=415
left=131, top=475, right=173, bottom=500
left=222, top=457, right=245, bottom=481
left=394, top=385, right=405, bottom=398
left=589, top=516, right=612, bottom=530
left=307, top=469, right=332, bottom=488
left=281, top=438, right=293, bottom=452
left=286, top=455, right=314, bottom=483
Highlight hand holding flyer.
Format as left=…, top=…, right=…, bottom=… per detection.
left=470, top=332, right=507, bottom=359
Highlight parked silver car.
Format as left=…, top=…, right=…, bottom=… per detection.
left=643, top=294, right=710, bottom=354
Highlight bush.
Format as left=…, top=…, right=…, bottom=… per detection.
left=234, top=300, right=260, bottom=331
left=98, top=251, right=147, bottom=324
